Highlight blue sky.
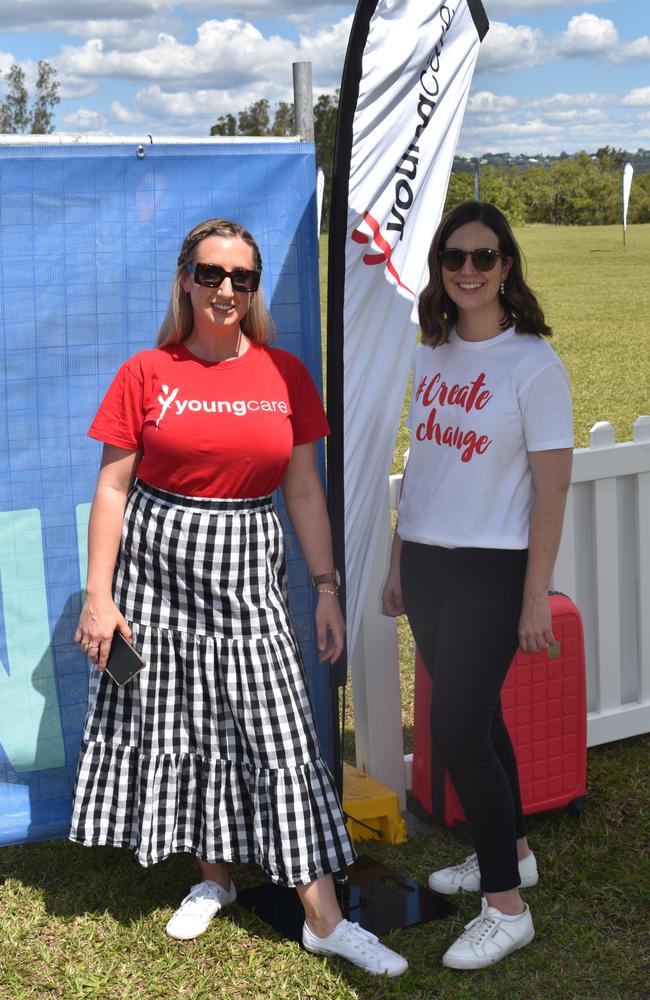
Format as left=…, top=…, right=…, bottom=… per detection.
left=0, top=1, right=648, bottom=155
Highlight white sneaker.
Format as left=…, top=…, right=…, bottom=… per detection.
left=442, top=897, right=535, bottom=970
left=302, top=919, right=408, bottom=977
left=428, top=851, right=538, bottom=895
left=165, top=879, right=237, bottom=940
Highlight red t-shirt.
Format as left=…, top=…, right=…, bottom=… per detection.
left=88, top=341, right=330, bottom=498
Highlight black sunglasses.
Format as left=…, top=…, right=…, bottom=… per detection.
left=438, top=248, right=503, bottom=272
left=186, top=262, right=261, bottom=292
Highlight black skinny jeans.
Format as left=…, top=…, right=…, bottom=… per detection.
left=401, top=541, right=528, bottom=893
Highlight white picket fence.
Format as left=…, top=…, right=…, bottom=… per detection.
left=350, top=416, right=650, bottom=808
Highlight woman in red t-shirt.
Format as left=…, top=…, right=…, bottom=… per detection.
left=69, top=218, right=407, bottom=978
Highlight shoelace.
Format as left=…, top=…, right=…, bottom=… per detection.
left=456, top=854, right=479, bottom=874
left=340, top=921, right=381, bottom=954
left=459, top=911, right=497, bottom=946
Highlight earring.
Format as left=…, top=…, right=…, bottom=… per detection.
left=500, top=281, right=505, bottom=295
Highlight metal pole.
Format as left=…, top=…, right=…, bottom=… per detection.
left=292, top=62, right=314, bottom=142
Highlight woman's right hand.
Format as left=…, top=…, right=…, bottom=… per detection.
left=75, top=595, right=131, bottom=672
left=381, top=566, right=405, bottom=617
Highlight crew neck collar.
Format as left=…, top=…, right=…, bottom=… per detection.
left=449, top=327, right=516, bottom=351
left=173, top=338, right=257, bottom=368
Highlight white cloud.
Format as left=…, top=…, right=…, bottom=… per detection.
left=62, top=107, right=109, bottom=131
left=0, top=1, right=175, bottom=30
left=298, top=16, right=353, bottom=79
left=459, top=113, right=621, bottom=156
left=183, top=1, right=352, bottom=16
left=543, top=107, right=605, bottom=123
left=56, top=20, right=297, bottom=88
left=616, top=36, right=650, bottom=62
left=60, top=18, right=183, bottom=51
left=57, top=75, right=99, bottom=100
left=0, top=50, right=16, bottom=76
left=109, top=82, right=294, bottom=134
left=558, top=14, right=618, bottom=56
left=54, top=15, right=350, bottom=97
left=526, top=92, right=612, bottom=111
left=110, top=100, right=143, bottom=125
left=621, top=87, right=650, bottom=107
left=467, top=91, right=517, bottom=114
left=468, top=119, right=558, bottom=140
left=477, top=21, right=545, bottom=73
left=479, top=13, right=648, bottom=75
left=485, top=0, right=607, bottom=12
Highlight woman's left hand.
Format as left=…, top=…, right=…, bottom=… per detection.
left=315, top=592, right=346, bottom=664
left=518, top=594, right=555, bottom=653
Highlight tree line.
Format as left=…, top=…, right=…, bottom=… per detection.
left=211, top=96, right=650, bottom=228
left=447, top=149, right=650, bottom=226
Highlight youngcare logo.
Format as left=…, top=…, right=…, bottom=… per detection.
left=155, top=384, right=288, bottom=428
left=351, top=212, right=415, bottom=295
left=385, top=3, right=455, bottom=244
left=350, top=2, right=457, bottom=294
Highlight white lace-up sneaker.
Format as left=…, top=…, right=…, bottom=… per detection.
left=428, top=851, right=538, bottom=895
left=442, top=897, right=535, bottom=970
left=302, top=919, right=408, bottom=977
left=165, top=879, right=237, bottom=940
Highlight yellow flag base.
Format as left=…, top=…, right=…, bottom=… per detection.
left=342, top=763, right=408, bottom=845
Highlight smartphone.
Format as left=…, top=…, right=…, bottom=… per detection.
left=104, top=632, right=146, bottom=687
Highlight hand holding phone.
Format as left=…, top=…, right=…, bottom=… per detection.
left=104, top=632, right=146, bottom=686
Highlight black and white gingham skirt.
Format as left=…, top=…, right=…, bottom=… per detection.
left=69, top=481, right=355, bottom=885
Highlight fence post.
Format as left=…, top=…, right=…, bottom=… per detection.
left=635, top=416, right=650, bottom=707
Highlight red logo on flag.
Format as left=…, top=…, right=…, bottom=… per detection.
left=351, top=212, right=415, bottom=296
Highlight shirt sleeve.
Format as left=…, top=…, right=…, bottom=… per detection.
left=284, top=354, right=330, bottom=445
left=88, top=359, right=146, bottom=451
left=520, top=359, right=574, bottom=452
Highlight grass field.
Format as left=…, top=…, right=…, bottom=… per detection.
left=1, top=225, right=649, bottom=1000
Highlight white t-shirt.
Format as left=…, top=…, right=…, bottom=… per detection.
left=397, top=328, right=573, bottom=550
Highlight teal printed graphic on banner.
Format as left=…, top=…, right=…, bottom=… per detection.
left=76, top=504, right=91, bottom=592
left=0, top=509, right=65, bottom=771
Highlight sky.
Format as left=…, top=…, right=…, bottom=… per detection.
left=0, top=0, right=648, bottom=156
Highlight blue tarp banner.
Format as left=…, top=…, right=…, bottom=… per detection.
left=0, top=139, right=330, bottom=846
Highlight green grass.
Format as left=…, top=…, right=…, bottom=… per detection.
left=1, top=225, right=649, bottom=999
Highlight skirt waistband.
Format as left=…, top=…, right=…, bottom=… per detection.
left=134, top=480, right=274, bottom=513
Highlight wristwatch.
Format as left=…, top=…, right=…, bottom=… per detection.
left=311, top=569, right=341, bottom=593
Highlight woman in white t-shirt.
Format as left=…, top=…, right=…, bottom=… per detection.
left=382, top=202, right=573, bottom=971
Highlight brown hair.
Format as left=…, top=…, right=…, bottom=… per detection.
left=157, top=218, right=275, bottom=346
left=418, top=201, right=552, bottom=347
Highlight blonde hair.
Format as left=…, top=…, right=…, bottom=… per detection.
left=157, top=218, right=275, bottom=346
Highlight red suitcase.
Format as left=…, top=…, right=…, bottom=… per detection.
left=412, top=593, right=587, bottom=827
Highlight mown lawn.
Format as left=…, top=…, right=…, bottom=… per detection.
left=1, top=225, right=649, bottom=999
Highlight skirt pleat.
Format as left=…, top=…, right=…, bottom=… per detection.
left=69, top=481, right=355, bottom=885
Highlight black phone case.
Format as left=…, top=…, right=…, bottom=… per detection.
left=104, top=632, right=146, bottom=686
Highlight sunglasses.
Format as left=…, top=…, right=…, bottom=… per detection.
left=186, top=262, right=261, bottom=292
left=438, top=248, right=503, bottom=272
